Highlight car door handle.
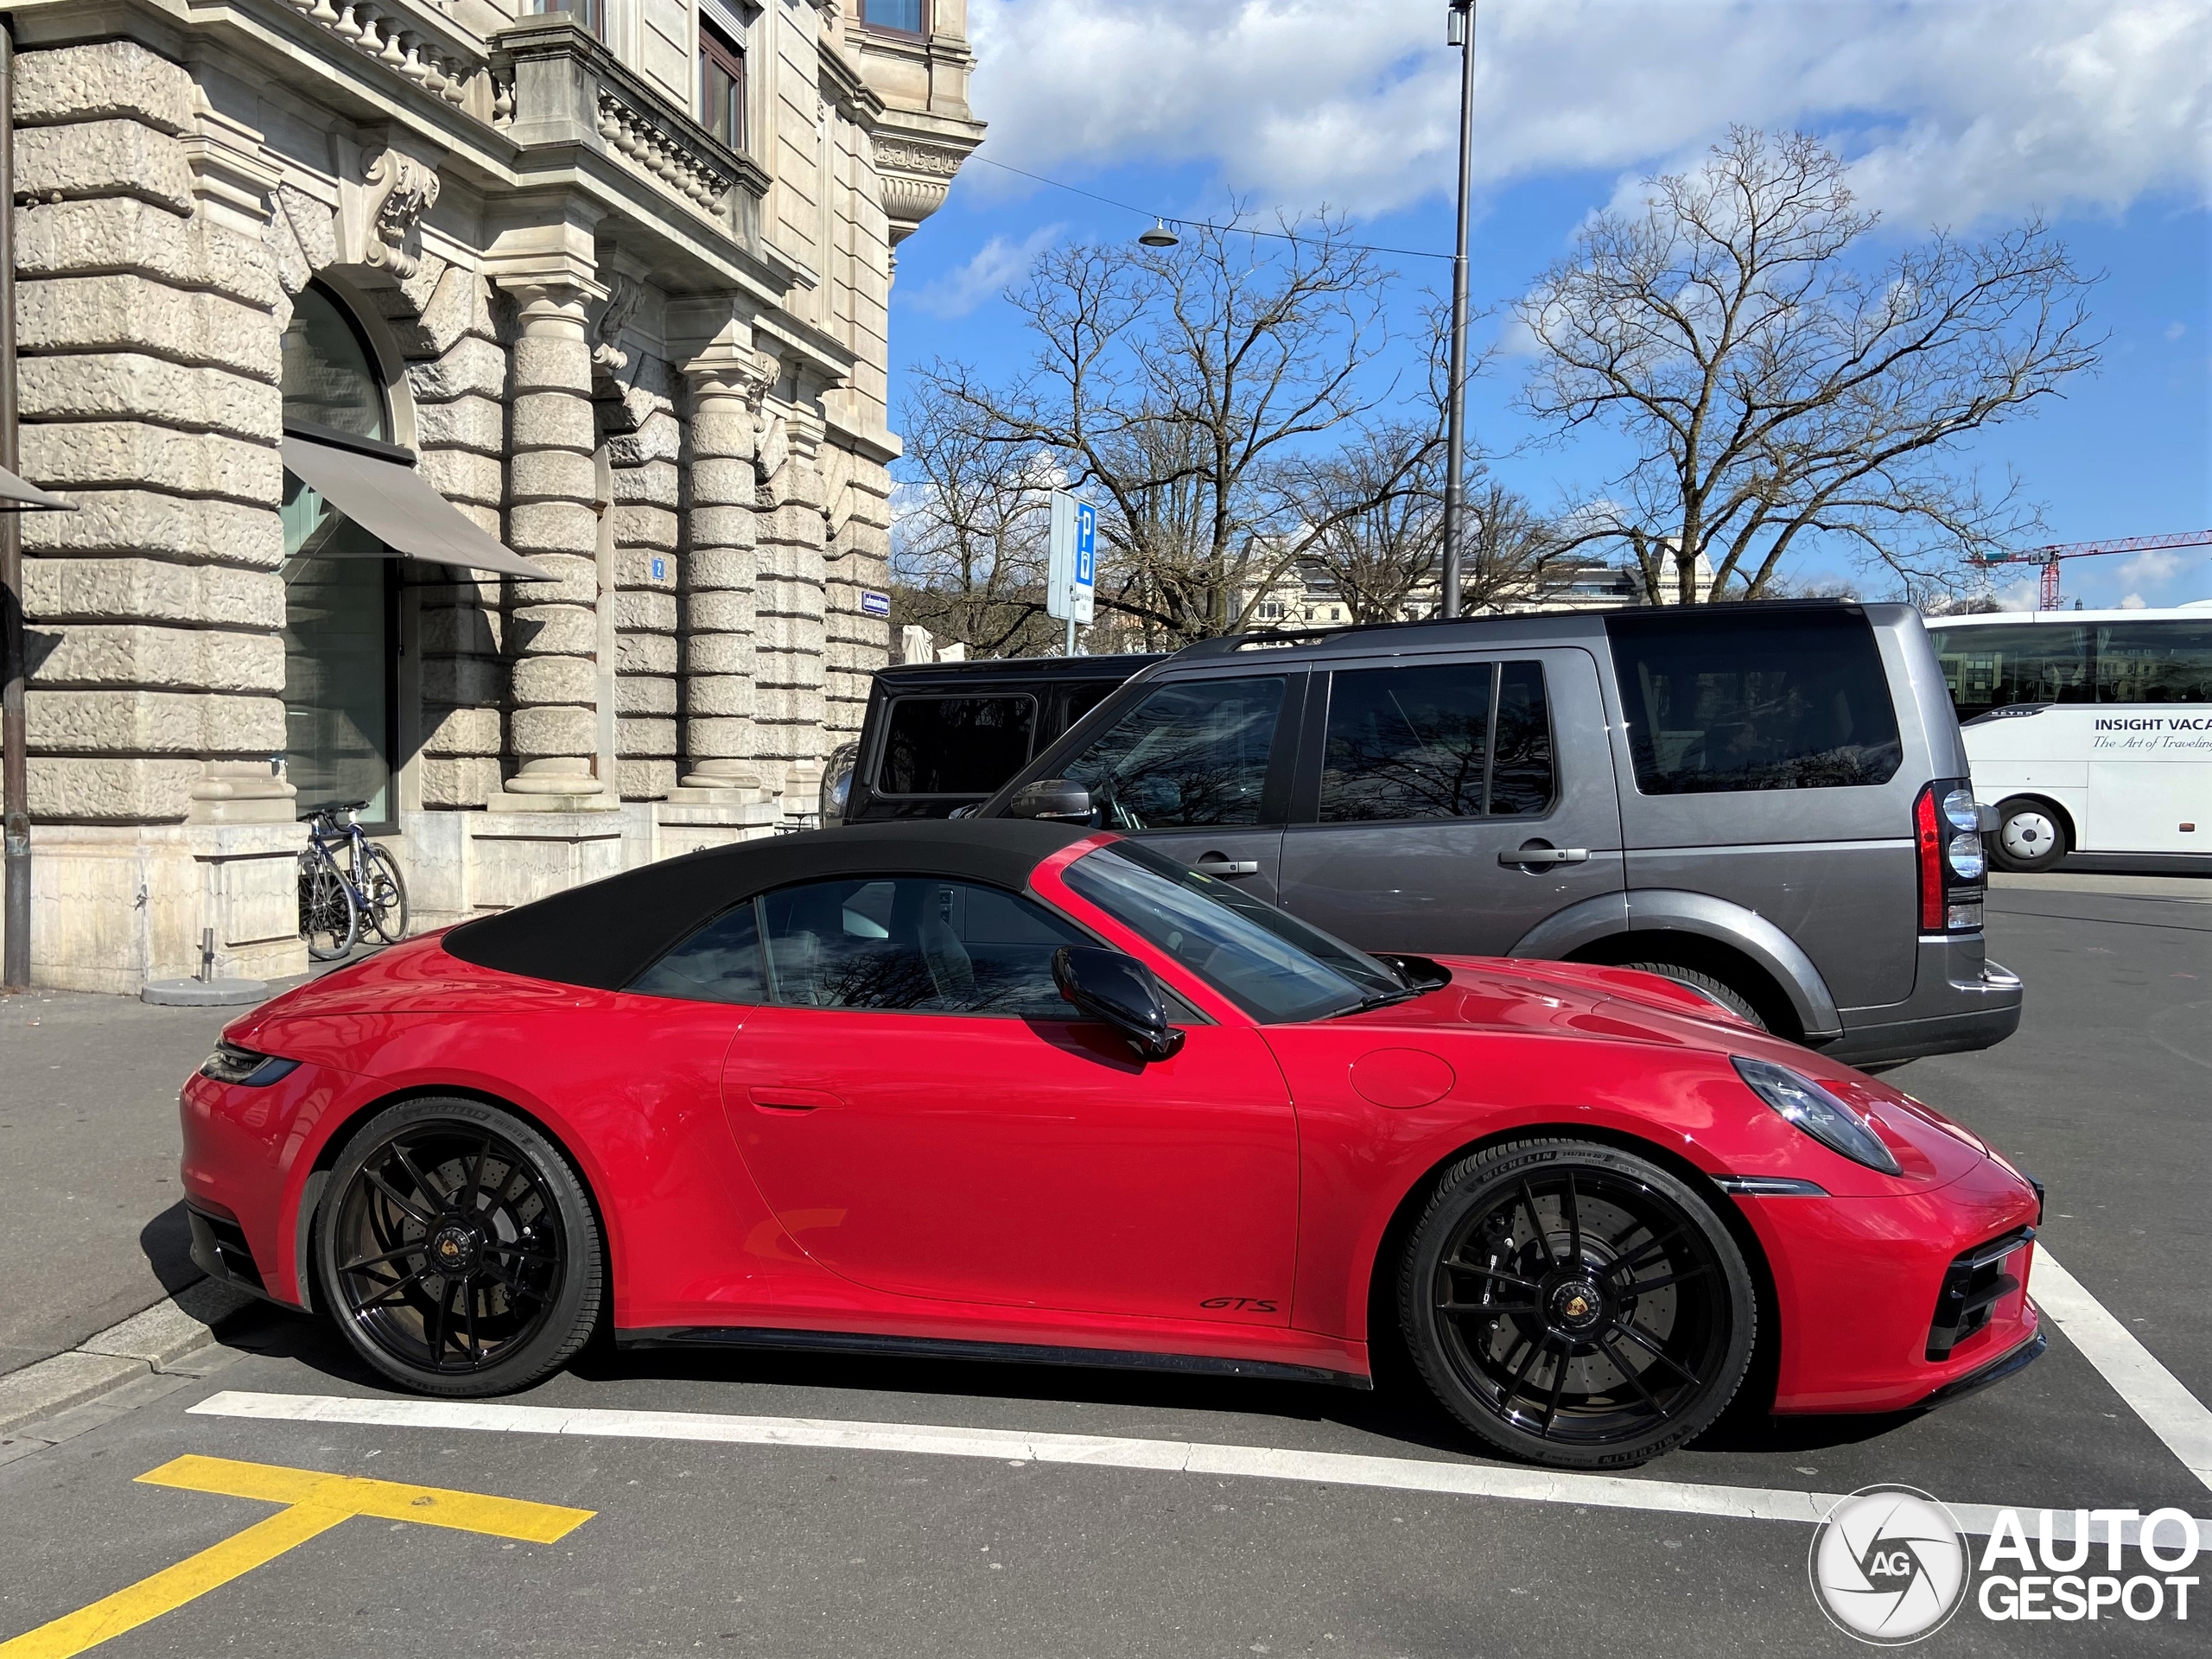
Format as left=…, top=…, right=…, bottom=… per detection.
left=1194, top=856, right=1260, bottom=876
left=1500, top=847, right=1589, bottom=867
left=749, top=1086, right=842, bottom=1113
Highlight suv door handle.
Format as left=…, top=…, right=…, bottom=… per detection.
left=1500, top=846, right=1589, bottom=868
left=1194, top=856, right=1260, bottom=876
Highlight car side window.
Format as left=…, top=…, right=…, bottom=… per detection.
left=627, top=901, right=767, bottom=1005
left=878, top=696, right=1036, bottom=795
left=1319, top=660, right=1554, bottom=822
left=756, top=876, right=1090, bottom=1016
left=1607, top=610, right=1903, bottom=792
left=1060, top=676, right=1286, bottom=830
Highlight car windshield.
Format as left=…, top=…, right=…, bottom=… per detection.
left=1061, top=840, right=1409, bottom=1023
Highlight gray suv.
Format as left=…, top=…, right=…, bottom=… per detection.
left=984, top=601, right=2022, bottom=1068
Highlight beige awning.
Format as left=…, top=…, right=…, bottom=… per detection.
left=282, top=435, right=551, bottom=581
left=0, top=467, right=72, bottom=510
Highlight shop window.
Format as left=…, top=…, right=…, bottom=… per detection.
left=701, top=21, right=745, bottom=149
left=280, top=284, right=397, bottom=826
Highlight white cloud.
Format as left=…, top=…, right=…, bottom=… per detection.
left=2167, top=321, right=2190, bottom=341
left=966, top=1, right=2212, bottom=229
left=906, top=224, right=1065, bottom=317
left=2120, top=592, right=2149, bottom=608
left=2119, top=548, right=2188, bottom=588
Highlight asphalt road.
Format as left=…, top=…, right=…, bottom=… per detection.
left=1, top=874, right=2205, bottom=1657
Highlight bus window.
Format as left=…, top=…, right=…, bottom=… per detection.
left=1928, top=624, right=2092, bottom=720
left=2092, top=622, right=2212, bottom=704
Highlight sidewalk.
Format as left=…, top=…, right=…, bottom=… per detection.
left=0, top=991, right=238, bottom=1376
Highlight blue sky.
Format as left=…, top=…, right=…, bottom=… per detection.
left=887, top=0, right=2212, bottom=610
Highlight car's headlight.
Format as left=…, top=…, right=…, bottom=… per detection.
left=1732, top=1055, right=1900, bottom=1175
left=198, top=1041, right=299, bottom=1088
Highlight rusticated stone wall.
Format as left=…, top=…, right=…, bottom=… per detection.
left=749, top=400, right=828, bottom=800
left=607, top=355, right=682, bottom=801
left=405, top=269, right=510, bottom=810
left=12, top=40, right=288, bottom=826
left=822, top=443, right=892, bottom=746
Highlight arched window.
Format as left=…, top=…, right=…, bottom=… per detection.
left=280, top=283, right=398, bottom=827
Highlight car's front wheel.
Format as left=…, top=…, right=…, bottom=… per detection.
left=1399, top=1138, right=1757, bottom=1469
left=316, top=1096, right=603, bottom=1396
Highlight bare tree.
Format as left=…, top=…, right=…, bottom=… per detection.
left=918, top=212, right=1402, bottom=645
left=1518, top=127, right=2101, bottom=603
left=887, top=393, right=1059, bottom=658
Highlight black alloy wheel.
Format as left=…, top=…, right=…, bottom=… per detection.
left=317, top=1097, right=602, bottom=1396
left=1400, top=1138, right=1757, bottom=1469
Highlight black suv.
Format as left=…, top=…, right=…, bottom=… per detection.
left=825, top=653, right=1161, bottom=824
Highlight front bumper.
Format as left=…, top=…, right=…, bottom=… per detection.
left=1821, top=937, right=2024, bottom=1069
left=1742, top=1151, right=2044, bottom=1414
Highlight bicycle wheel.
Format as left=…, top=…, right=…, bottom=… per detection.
left=361, top=842, right=410, bottom=944
left=300, top=850, right=358, bottom=962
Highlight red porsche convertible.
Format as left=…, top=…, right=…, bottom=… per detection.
left=181, top=821, right=2044, bottom=1469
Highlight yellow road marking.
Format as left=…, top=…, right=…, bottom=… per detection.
left=0, top=1457, right=594, bottom=1659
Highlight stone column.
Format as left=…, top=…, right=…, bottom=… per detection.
left=491, top=276, right=613, bottom=811
left=671, top=344, right=768, bottom=801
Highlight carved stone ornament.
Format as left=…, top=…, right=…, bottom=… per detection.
left=363, top=148, right=441, bottom=279
left=592, top=275, right=644, bottom=378
left=872, top=135, right=969, bottom=241
left=737, top=348, right=779, bottom=413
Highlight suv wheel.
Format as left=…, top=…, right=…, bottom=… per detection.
left=1991, top=797, right=2067, bottom=874
left=1618, top=962, right=1765, bottom=1029
left=1399, top=1138, right=1758, bottom=1469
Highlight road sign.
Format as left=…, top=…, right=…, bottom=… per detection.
left=1047, top=492, right=1096, bottom=628
left=861, top=590, right=891, bottom=618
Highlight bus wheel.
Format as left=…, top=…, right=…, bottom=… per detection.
left=1992, top=797, right=2068, bottom=874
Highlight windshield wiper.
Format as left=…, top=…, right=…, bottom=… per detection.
left=1337, top=984, right=1423, bottom=1016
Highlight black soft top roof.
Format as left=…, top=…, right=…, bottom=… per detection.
left=443, top=818, right=1097, bottom=991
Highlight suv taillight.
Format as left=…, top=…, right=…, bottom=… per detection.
left=1916, top=779, right=1986, bottom=933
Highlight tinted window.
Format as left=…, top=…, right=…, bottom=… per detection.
left=1609, top=611, right=1902, bottom=793
left=627, top=902, right=766, bottom=1005
left=878, top=696, right=1036, bottom=795
left=1928, top=624, right=2092, bottom=720
left=1321, top=663, right=1490, bottom=822
left=1062, top=677, right=1286, bottom=829
left=1490, top=661, right=1556, bottom=815
left=757, top=876, right=1087, bottom=1015
left=1318, top=660, right=1556, bottom=822
left=2092, top=622, right=2212, bottom=704
left=1063, top=841, right=1401, bottom=1023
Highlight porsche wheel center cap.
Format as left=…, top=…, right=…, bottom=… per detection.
left=1548, top=1277, right=1606, bottom=1333
left=429, top=1224, right=481, bottom=1275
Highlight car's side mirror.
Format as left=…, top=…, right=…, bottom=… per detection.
left=1052, top=945, right=1185, bottom=1062
left=1008, top=779, right=1092, bottom=822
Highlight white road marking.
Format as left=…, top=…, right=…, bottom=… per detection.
left=2033, top=1244, right=2212, bottom=1493
left=188, top=1390, right=2206, bottom=1546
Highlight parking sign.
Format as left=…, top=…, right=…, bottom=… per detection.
left=1047, top=491, right=1096, bottom=626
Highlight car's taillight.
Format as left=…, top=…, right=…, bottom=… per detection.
left=1916, top=779, right=1985, bottom=934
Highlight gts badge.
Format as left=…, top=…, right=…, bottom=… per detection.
left=1200, top=1296, right=1279, bottom=1313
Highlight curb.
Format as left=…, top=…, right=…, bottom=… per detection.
left=0, top=1278, right=257, bottom=1436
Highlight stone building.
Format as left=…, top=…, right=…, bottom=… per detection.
left=0, top=0, right=982, bottom=992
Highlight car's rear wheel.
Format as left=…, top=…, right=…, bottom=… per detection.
left=316, top=1097, right=602, bottom=1396
left=1399, top=1138, right=1757, bottom=1469
left=1991, top=796, right=2068, bottom=874
left=1617, top=962, right=1766, bottom=1029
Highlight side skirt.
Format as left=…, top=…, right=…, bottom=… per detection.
left=617, top=1325, right=1375, bottom=1391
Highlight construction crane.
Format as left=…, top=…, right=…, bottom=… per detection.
left=1970, top=531, right=2212, bottom=609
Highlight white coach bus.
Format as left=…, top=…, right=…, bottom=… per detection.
left=1924, top=606, right=2212, bottom=872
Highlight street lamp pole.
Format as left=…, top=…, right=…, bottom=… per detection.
left=1440, top=0, right=1478, bottom=620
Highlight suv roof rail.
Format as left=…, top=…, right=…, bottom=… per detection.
left=1170, top=597, right=1874, bottom=659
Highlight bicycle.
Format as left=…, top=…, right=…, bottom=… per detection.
left=298, top=800, right=410, bottom=962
